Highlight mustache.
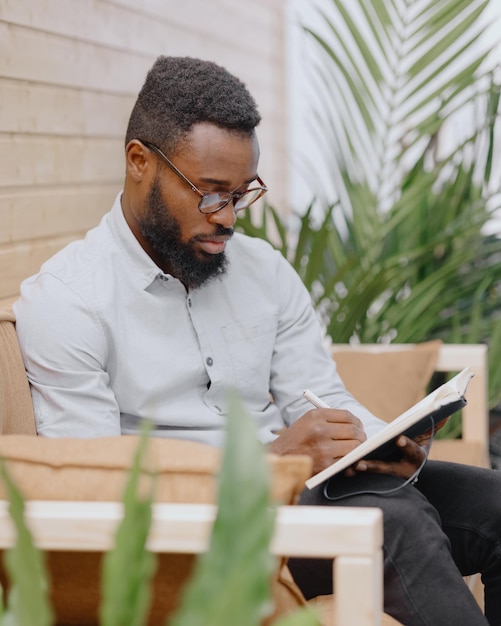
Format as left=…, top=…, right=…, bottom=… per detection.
left=194, top=225, right=234, bottom=240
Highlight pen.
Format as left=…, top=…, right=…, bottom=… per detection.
left=302, top=388, right=331, bottom=409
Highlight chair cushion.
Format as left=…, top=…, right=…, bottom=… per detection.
left=309, top=594, right=403, bottom=625
left=0, top=310, right=36, bottom=435
left=0, top=435, right=310, bottom=505
left=0, top=435, right=311, bottom=625
left=332, top=340, right=442, bottom=422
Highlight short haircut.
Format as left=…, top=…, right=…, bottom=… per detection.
left=125, top=56, right=261, bottom=155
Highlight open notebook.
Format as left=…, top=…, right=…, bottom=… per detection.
left=305, top=367, right=474, bottom=490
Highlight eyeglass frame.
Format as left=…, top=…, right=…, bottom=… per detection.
left=137, top=139, right=268, bottom=214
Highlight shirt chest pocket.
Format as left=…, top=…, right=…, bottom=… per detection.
left=221, top=314, right=278, bottom=384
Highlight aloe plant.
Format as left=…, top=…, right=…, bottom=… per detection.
left=100, top=426, right=157, bottom=626
left=0, top=400, right=320, bottom=626
left=169, top=391, right=319, bottom=626
left=0, top=463, right=53, bottom=626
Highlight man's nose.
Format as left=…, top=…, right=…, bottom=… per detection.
left=207, top=200, right=238, bottom=229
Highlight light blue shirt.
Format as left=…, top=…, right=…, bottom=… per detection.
left=14, top=194, right=385, bottom=445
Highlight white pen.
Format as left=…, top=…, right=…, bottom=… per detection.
left=302, top=388, right=331, bottom=409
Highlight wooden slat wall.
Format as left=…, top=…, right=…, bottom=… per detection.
left=0, top=0, right=288, bottom=302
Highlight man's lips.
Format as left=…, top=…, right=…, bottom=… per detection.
left=195, top=235, right=231, bottom=255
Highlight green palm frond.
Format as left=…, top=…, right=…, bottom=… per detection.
left=304, top=0, right=492, bottom=210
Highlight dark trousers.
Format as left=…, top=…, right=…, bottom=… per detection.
left=288, top=461, right=501, bottom=626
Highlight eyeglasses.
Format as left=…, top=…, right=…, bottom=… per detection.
left=139, top=139, right=268, bottom=214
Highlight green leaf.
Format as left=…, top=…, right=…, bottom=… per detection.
left=169, top=391, right=276, bottom=626
left=100, top=425, right=157, bottom=626
left=0, top=462, right=53, bottom=626
left=406, top=3, right=487, bottom=77
left=488, top=317, right=501, bottom=407
left=304, top=0, right=494, bottom=209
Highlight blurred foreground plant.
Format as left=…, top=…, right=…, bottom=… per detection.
left=0, top=463, right=53, bottom=626
left=0, top=398, right=319, bottom=625
left=170, top=391, right=318, bottom=626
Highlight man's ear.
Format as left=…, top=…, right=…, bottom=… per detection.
left=125, top=140, right=151, bottom=182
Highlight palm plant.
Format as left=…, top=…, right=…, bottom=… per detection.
left=238, top=0, right=501, bottom=408
left=299, top=0, right=494, bottom=202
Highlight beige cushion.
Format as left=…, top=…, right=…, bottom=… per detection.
left=309, top=594, right=403, bottom=625
left=0, top=435, right=312, bottom=625
left=0, top=309, right=36, bottom=435
left=0, top=435, right=310, bottom=505
left=332, top=340, right=442, bottom=421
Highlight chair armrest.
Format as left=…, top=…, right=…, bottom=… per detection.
left=434, top=344, right=488, bottom=449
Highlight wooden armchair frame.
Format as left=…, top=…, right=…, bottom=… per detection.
left=0, top=500, right=384, bottom=626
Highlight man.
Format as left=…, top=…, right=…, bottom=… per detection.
left=14, top=56, right=501, bottom=626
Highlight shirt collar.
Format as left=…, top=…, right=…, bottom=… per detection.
left=109, top=192, right=167, bottom=290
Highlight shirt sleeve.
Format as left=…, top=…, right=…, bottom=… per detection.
left=268, top=252, right=386, bottom=439
left=13, top=273, right=121, bottom=437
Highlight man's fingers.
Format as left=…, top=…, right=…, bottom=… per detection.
left=321, top=408, right=364, bottom=429
left=397, top=436, right=428, bottom=462
left=269, top=409, right=369, bottom=475
left=307, top=408, right=367, bottom=442
left=354, top=436, right=427, bottom=479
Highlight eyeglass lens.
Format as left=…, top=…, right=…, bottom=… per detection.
left=198, top=188, right=265, bottom=214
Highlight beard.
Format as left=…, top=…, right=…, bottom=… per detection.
left=138, top=177, right=232, bottom=289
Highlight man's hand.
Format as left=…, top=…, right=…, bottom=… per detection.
left=352, top=436, right=427, bottom=480
left=352, top=416, right=448, bottom=480
left=268, top=408, right=367, bottom=476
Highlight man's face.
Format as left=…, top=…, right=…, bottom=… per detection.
left=133, top=123, right=260, bottom=289
left=138, top=175, right=231, bottom=289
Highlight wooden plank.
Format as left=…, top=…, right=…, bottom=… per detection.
left=435, top=344, right=487, bottom=371
left=0, top=184, right=118, bottom=244
left=0, top=136, right=124, bottom=187
left=0, top=0, right=282, bottom=59
left=0, top=500, right=382, bottom=557
left=0, top=21, right=280, bottom=94
left=0, top=78, right=133, bottom=136
left=0, top=235, right=82, bottom=298
left=0, top=22, right=152, bottom=93
left=0, top=0, right=176, bottom=57
left=108, top=0, right=284, bottom=30
left=332, top=343, right=488, bottom=371
left=335, top=553, right=384, bottom=626
left=0, top=18, right=284, bottom=95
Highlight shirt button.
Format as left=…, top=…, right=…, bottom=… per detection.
left=188, top=298, right=192, bottom=307
left=206, top=357, right=213, bottom=366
